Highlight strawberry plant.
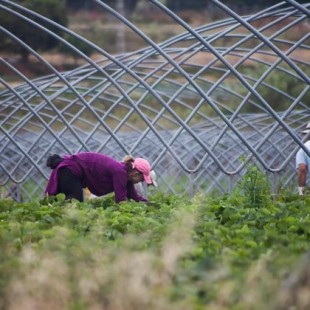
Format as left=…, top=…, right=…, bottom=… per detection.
left=0, top=186, right=309, bottom=309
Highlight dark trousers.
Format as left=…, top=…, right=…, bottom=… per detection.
left=58, top=167, right=84, bottom=202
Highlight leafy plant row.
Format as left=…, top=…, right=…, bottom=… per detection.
left=0, top=171, right=310, bottom=309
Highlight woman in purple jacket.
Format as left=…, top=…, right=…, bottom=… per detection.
left=45, top=152, right=154, bottom=203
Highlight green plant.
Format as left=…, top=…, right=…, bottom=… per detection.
left=234, top=164, right=272, bottom=208
left=0, top=188, right=310, bottom=309
left=0, top=0, right=68, bottom=63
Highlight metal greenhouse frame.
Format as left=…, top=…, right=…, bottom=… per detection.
left=0, top=0, right=309, bottom=201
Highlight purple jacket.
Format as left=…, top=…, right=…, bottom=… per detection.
left=45, top=152, right=147, bottom=203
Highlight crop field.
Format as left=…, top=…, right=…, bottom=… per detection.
left=1, top=167, right=310, bottom=310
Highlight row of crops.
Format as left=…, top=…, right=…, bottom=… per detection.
left=1, top=167, right=310, bottom=309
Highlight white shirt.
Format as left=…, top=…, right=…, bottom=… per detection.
left=296, top=140, right=310, bottom=187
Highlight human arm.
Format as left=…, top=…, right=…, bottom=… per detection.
left=297, top=163, right=307, bottom=195
left=112, top=168, right=147, bottom=202
left=127, top=182, right=148, bottom=202
left=113, top=169, right=129, bottom=203
left=298, top=163, right=307, bottom=187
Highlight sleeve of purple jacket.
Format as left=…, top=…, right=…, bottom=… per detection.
left=112, top=169, right=147, bottom=203
left=127, top=183, right=148, bottom=203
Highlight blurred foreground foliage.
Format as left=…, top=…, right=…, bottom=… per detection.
left=0, top=187, right=310, bottom=309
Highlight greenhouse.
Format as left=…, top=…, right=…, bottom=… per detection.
left=0, top=0, right=309, bottom=201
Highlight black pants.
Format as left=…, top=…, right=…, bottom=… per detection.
left=58, top=167, right=84, bottom=202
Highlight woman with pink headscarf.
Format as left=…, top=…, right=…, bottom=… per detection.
left=45, top=152, right=156, bottom=203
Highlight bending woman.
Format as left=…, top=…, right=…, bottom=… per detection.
left=45, top=152, right=155, bottom=203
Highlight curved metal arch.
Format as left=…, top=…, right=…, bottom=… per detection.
left=1, top=0, right=219, bottom=172
left=95, top=1, right=286, bottom=168
left=95, top=1, right=306, bottom=174
left=0, top=0, right=309, bottom=200
left=148, top=0, right=310, bottom=155
left=210, top=0, right=309, bottom=83
left=0, top=4, right=138, bottom=156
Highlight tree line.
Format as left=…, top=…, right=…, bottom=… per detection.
left=1, top=0, right=307, bottom=64
left=66, top=0, right=308, bottom=13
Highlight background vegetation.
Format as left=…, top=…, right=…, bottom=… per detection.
left=2, top=0, right=307, bottom=103
left=1, top=168, right=310, bottom=309
left=0, top=0, right=67, bottom=63
left=2, top=0, right=308, bottom=62
left=65, top=0, right=309, bottom=13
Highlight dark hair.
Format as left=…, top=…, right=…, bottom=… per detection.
left=123, top=155, right=135, bottom=170
left=46, top=154, right=63, bottom=169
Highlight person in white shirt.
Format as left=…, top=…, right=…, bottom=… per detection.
left=296, top=123, right=310, bottom=195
